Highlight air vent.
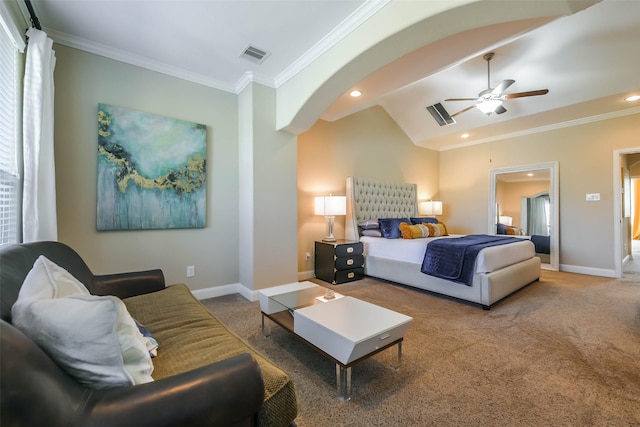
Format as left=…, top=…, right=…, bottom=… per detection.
left=426, top=103, right=455, bottom=126
left=241, top=45, right=271, bottom=63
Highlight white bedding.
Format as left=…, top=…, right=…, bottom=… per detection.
left=360, top=235, right=535, bottom=274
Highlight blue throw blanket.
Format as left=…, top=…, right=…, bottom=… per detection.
left=420, top=234, right=522, bottom=286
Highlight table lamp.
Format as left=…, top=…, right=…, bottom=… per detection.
left=314, top=195, right=346, bottom=242
left=419, top=200, right=443, bottom=217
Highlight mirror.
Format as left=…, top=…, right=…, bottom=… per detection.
left=489, top=162, right=559, bottom=271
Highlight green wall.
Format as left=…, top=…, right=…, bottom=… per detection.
left=54, top=44, right=241, bottom=291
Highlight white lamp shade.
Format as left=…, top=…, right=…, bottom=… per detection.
left=420, top=200, right=443, bottom=216
left=314, top=196, right=346, bottom=216
left=498, top=215, right=513, bottom=226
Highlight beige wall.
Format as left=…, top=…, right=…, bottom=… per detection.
left=297, top=106, right=439, bottom=275
left=441, top=113, right=640, bottom=273
left=54, top=45, right=241, bottom=291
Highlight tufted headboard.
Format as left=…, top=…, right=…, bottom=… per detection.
left=345, top=176, right=418, bottom=241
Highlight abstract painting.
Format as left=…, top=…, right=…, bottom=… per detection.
left=97, top=103, right=207, bottom=230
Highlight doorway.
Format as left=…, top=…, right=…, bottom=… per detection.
left=614, top=148, right=640, bottom=277
left=625, top=165, right=640, bottom=274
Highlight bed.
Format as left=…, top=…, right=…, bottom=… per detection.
left=345, top=176, right=540, bottom=309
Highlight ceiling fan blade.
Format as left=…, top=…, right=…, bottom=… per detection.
left=444, top=97, right=478, bottom=102
left=492, top=79, right=515, bottom=95
left=504, top=89, right=549, bottom=99
left=495, top=105, right=507, bottom=115
left=451, top=105, right=476, bottom=118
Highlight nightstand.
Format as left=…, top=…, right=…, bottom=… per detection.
left=314, top=240, right=364, bottom=285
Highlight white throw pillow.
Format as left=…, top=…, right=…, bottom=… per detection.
left=11, top=256, right=154, bottom=389
left=17, top=255, right=90, bottom=300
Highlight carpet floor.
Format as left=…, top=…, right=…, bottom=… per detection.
left=202, top=269, right=640, bottom=426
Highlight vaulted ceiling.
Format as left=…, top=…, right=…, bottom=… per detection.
left=24, top=0, right=640, bottom=150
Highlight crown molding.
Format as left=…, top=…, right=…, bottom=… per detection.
left=440, top=106, right=640, bottom=151
left=45, top=27, right=237, bottom=92
left=273, top=0, right=390, bottom=88
left=234, top=71, right=276, bottom=94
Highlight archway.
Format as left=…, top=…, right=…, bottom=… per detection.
left=276, top=1, right=596, bottom=136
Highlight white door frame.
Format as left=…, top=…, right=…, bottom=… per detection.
left=613, top=147, right=640, bottom=278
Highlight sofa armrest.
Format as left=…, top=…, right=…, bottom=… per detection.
left=81, top=353, right=265, bottom=427
left=91, top=269, right=166, bottom=299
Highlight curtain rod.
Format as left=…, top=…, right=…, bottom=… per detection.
left=24, top=0, right=42, bottom=30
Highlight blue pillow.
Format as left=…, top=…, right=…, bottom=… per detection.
left=378, top=218, right=410, bottom=239
left=410, top=217, right=439, bottom=225
left=496, top=223, right=507, bottom=234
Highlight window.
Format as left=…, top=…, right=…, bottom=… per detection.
left=0, top=21, right=21, bottom=245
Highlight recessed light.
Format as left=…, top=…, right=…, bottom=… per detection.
left=527, top=173, right=534, bottom=177
left=625, top=95, right=640, bottom=102
left=349, top=90, right=362, bottom=97
left=461, top=133, right=469, bottom=139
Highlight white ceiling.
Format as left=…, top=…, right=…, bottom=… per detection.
left=26, top=0, right=640, bottom=150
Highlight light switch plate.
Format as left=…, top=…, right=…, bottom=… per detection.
left=586, top=193, right=600, bottom=201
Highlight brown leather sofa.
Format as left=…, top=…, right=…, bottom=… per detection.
left=1, top=241, right=298, bottom=427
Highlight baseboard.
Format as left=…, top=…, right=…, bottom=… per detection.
left=298, top=270, right=315, bottom=281
left=560, top=264, right=617, bottom=278
left=190, top=282, right=262, bottom=302
left=191, top=283, right=244, bottom=300
left=236, top=284, right=258, bottom=302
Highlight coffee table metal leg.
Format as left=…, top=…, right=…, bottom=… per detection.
left=261, top=314, right=271, bottom=338
left=390, top=341, right=402, bottom=371
left=336, top=365, right=352, bottom=401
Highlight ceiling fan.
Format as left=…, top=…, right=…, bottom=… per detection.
left=445, top=52, right=549, bottom=118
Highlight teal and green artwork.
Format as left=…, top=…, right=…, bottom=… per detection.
left=97, top=103, right=206, bottom=230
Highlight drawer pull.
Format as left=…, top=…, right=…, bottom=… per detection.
left=346, top=259, right=354, bottom=265
left=380, top=334, right=391, bottom=340
left=346, top=247, right=354, bottom=253
left=347, top=272, right=355, bottom=279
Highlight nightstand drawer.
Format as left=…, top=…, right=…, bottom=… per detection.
left=334, top=267, right=364, bottom=284
left=334, top=242, right=363, bottom=257
left=334, top=254, right=364, bottom=271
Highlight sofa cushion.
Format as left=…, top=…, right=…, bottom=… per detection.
left=11, top=255, right=154, bottom=389
left=124, top=284, right=298, bottom=427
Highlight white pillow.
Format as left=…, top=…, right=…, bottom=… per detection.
left=11, top=256, right=154, bottom=389
left=17, top=255, right=90, bottom=300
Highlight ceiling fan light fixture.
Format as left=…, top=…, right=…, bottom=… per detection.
left=476, top=99, right=502, bottom=115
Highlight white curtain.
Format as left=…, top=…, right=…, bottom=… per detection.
left=22, top=27, right=57, bottom=242
left=528, top=194, right=549, bottom=236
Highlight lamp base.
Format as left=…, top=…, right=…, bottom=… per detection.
left=322, top=216, right=337, bottom=243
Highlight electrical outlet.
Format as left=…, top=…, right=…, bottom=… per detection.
left=305, top=251, right=311, bottom=261
left=187, top=265, right=195, bottom=277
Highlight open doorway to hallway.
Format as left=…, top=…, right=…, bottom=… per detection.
left=622, top=152, right=640, bottom=275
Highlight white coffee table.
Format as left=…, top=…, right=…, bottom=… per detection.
left=258, top=281, right=413, bottom=400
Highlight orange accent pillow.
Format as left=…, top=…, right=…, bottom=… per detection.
left=399, top=222, right=429, bottom=239
left=426, top=223, right=449, bottom=237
